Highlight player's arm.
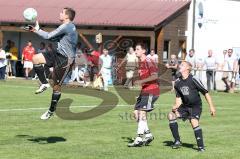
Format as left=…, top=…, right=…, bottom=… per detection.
left=31, top=21, right=66, bottom=40
left=172, top=84, right=182, bottom=112
left=193, top=76, right=216, bottom=117
left=204, top=93, right=216, bottom=116
left=135, top=73, right=158, bottom=85
left=172, top=97, right=182, bottom=112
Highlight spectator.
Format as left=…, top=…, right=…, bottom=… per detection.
left=147, top=49, right=158, bottom=64
left=219, top=50, right=228, bottom=70
left=69, top=43, right=88, bottom=84
left=22, top=41, right=36, bottom=79
left=9, top=41, right=18, bottom=77
left=204, top=50, right=217, bottom=91
left=0, top=46, right=7, bottom=80
left=99, top=49, right=112, bottom=91
left=222, top=49, right=238, bottom=93
left=88, top=49, right=100, bottom=85
left=186, top=49, right=196, bottom=75
left=76, top=42, right=82, bottom=54
left=165, top=54, right=178, bottom=91
left=4, top=40, right=11, bottom=52
left=37, top=42, right=46, bottom=54
left=117, top=47, right=138, bottom=89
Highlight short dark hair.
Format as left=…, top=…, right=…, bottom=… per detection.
left=64, top=7, right=76, bottom=21
left=136, top=43, right=146, bottom=50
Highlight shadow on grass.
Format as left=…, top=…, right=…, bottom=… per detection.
left=121, top=137, right=134, bottom=143
left=16, top=135, right=66, bottom=144
left=163, top=141, right=198, bottom=150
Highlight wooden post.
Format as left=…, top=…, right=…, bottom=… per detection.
left=150, top=33, right=155, bottom=50
left=0, top=28, right=3, bottom=47
left=157, top=29, right=164, bottom=64
left=79, top=33, right=94, bottom=50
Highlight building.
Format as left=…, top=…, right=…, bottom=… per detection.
left=0, top=0, right=191, bottom=77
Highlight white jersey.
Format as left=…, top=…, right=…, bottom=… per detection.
left=99, top=54, right=112, bottom=69
left=186, top=55, right=196, bottom=68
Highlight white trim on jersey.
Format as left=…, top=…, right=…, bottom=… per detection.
left=192, top=76, right=208, bottom=93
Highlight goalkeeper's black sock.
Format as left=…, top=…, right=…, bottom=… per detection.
left=34, top=64, right=48, bottom=84
left=49, top=92, right=61, bottom=112
left=193, top=126, right=204, bottom=149
left=169, top=119, right=180, bottom=142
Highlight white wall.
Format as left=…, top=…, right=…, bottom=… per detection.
left=186, top=0, right=240, bottom=89
left=187, top=0, right=240, bottom=58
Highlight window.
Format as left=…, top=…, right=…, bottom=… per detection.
left=163, top=40, right=170, bottom=60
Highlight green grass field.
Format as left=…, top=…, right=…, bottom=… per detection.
left=0, top=79, right=239, bottom=159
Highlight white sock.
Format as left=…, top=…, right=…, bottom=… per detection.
left=143, top=120, right=153, bottom=137
left=143, top=120, right=149, bottom=133
left=137, top=120, right=145, bottom=135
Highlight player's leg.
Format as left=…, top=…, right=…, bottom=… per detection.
left=40, top=54, right=73, bottom=120
left=32, top=53, right=50, bottom=94
left=128, top=95, right=157, bottom=147
left=128, top=109, right=144, bottom=147
left=190, top=107, right=205, bottom=152
left=40, top=83, right=61, bottom=120
left=128, top=95, right=144, bottom=147
left=142, top=95, right=158, bottom=145
left=190, top=119, right=205, bottom=152
left=168, top=110, right=182, bottom=148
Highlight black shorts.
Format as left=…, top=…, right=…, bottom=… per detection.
left=42, top=51, right=73, bottom=86
left=135, top=94, right=159, bottom=112
left=177, top=105, right=202, bottom=121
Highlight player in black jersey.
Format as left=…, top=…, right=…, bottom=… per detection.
left=168, top=61, right=216, bottom=152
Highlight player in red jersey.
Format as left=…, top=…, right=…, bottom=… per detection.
left=128, top=43, right=160, bottom=147
left=22, top=41, right=36, bottom=79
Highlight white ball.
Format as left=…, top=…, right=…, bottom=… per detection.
left=23, top=8, right=37, bottom=22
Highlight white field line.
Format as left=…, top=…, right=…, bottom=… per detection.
left=0, top=104, right=235, bottom=112
left=0, top=84, right=225, bottom=98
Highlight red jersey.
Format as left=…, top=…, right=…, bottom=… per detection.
left=22, top=46, right=35, bottom=61
left=90, top=51, right=100, bottom=66
left=138, top=57, right=160, bottom=96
